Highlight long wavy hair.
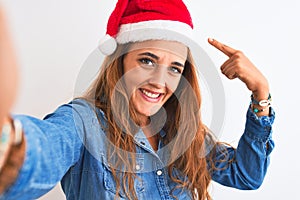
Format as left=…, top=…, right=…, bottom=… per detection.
left=84, top=42, right=227, bottom=200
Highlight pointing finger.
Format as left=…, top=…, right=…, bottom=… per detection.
left=220, top=57, right=234, bottom=71
left=208, top=38, right=237, bottom=57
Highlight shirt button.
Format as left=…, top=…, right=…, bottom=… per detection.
left=156, top=170, right=163, bottom=176
left=135, top=165, right=141, bottom=171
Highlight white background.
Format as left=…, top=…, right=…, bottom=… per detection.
left=1, top=0, right=299, bottom=199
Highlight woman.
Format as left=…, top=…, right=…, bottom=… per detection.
left=0, top=0, right=275, bottom=199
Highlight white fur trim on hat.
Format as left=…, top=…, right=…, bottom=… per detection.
left=99, top=20, right=194, bottom=55
left=116, top=20, right=194, bottom=47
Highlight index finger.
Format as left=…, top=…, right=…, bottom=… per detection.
left=208, top=38, right=237, bottom=57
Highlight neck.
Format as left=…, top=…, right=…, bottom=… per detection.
left=136, top=114, right=150, bottom=127
left=137, top=116, right=159, bottom=151
left=142, top=126, right=159, bottom=151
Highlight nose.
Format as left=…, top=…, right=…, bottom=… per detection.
left=148, top=66, right=168, bottom=88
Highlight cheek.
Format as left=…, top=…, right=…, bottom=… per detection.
left=123, top=67, right=146, bottom=95
left=166, top=76, right=182, bottom=93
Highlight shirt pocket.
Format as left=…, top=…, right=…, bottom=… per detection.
left=103, top=162, right=145, bottom=199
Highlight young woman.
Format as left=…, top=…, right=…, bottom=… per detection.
left=0, top=0, right=275, bottom=200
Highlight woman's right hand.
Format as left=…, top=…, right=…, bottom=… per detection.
left=0, top=6, right=19, bottom=129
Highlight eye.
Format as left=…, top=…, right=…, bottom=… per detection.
left=169, top=66, right=182, bottom=74
left=138, top=58, right=155, bottom=66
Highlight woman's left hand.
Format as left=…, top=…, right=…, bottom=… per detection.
left=208, top=38, right=269, bottom=100
left=0, top=7, right=19, bottom=128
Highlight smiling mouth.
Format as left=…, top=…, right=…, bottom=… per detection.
left=140, top=88, right=163, bottom=99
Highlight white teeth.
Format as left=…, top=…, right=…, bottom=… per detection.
left=141, top=89, right=160, bottom=98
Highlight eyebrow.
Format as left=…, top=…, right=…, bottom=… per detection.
left=171, top=61, right=184, bottom=68
left=138, top=52, right=185, bottom=68
left=138, top=52, right=159, bottom=60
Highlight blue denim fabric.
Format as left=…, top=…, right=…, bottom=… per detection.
left=0, top=99, right=275, bottom=200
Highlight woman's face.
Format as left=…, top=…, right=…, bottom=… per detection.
left=123, top=40, right=188, bottom=121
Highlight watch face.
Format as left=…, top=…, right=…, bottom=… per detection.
left=251, top=94, right=271, bottom=107
left=259, top=99, right=271, bottom=107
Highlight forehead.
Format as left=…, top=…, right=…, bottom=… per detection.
left=127, top=40, right=188, bottom=60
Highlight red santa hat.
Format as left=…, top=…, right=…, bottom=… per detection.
left=99, top=0, right=194, bottom=55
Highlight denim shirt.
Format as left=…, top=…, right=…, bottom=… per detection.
left=0, top=99, right=275, bottom=200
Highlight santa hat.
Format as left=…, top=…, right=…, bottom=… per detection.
left=99, top=0, right=194, bottom=55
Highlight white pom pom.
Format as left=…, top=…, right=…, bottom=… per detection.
left=98, top=34, right=117, bottom=55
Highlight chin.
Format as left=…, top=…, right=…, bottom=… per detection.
left=136, top=105, right=162, bottom=117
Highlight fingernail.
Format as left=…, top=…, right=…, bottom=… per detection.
left=208, top=38, right=214, bottom=42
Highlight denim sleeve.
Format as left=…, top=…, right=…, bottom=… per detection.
left=0, top=99, right=89, bottom=199
left=211, top=106, right=275, bottom=190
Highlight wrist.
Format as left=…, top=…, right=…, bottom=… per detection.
left=0, top=117, right=14, bottom=171
left=250, top=92, right=272, bottom=116
left=0, top=117, right=25, bottom=194
left=0, top=132, right=25, bottom=194
left=252, top=88, right=269, bottom=98
left=251, top=93, right=271, bottom=107
left=251, top=82, right=269, bottom=100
